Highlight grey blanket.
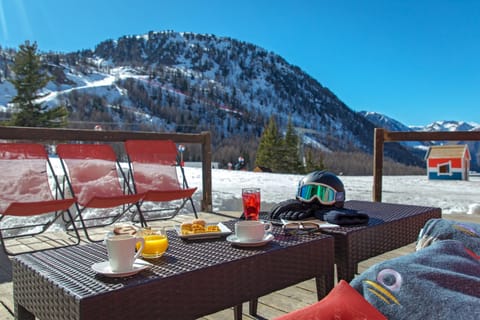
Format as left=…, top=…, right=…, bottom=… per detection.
left=417, top=218, right=480, bottom=255
left=350, top=240, right=480, bottom=319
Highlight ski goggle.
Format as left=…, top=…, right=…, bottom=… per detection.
left=296, top=183, right=345, bottom=205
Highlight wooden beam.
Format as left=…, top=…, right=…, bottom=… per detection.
left=384, top=130, right=480, bottom=142
left=0, top=126, right=205, bottom=143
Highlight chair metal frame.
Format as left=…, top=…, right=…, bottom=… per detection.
left=0, top=143, right=80, bottom=256
left=124, top=139, right=198, bottom=222
left=56, top=143, right=147, bottom=242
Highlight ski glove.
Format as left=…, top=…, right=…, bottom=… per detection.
left=269, top=199, right=317, bottom=220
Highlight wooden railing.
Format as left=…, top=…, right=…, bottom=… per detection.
left=0, top=126, right=213, bottom=212
left=373, top=128, right=480, bottom=202
left=5, top=126, right=478, bottom=209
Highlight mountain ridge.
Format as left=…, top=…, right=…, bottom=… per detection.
left=0, top=31, right=477, bottom=170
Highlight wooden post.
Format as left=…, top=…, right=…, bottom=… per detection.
left=373, top=128, right=384, bottom=202
left=201, top=131, right=213, bottom=212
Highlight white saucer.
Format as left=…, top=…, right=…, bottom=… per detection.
left=226, top=233, right=274, bottom=247
left=92, top=259, right=152, bottom=277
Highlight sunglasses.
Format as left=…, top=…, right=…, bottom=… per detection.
left=282, top=222, right=322, bottom=235
left=296, top=183, right=345, bottom=205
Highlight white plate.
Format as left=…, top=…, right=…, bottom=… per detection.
left=175, top=222, right=232, bottom=240
left=92, top=259, right=152, bottom=278
left=226, top=233, right=275, bottom=247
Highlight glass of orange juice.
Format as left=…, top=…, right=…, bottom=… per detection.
left=136, top=227, right=168, bottom=259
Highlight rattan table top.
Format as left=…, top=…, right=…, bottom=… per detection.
left=13, top=220, right=335, bottom=320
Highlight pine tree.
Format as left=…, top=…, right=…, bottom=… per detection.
left=255, top=116, right=282, bottom=171
left=281, top=116, right=303, bottom=173
left=274, top=116, right=303, bottom=174
left=304, top=148, right=324, bottom=173
left=255, top=116, right=305, bottom=173
left=9, top=41, right=68, bottom=127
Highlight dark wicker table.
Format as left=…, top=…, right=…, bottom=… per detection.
left=263, top=200, right=441, bottom=282
left=12, top=221, right=334, bottom=320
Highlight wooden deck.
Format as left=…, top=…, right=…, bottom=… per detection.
left=0, top=212, right=478, bottom=319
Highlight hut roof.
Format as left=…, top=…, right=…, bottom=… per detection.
left=425, top=145, right=470, bottom=160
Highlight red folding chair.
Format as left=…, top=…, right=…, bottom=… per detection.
left=0, top=143, right=80, bottom=255
left=56, top=144, right=146, bottom=242
left=124, top=140, right=198, bottom=221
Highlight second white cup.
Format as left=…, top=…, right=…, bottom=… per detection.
left=106, top=234, right=145, bottom=272
left=235, top=220, right=272, bottom=242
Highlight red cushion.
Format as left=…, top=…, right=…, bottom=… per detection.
left=274, top=280, right=386, bottom=320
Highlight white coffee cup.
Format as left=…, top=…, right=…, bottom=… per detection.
left=235, top=220, right=273, bottom=242
left=106, top=235, right=145, bottom=272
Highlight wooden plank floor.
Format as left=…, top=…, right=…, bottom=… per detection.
left=0, top=212, right=477, bottom=319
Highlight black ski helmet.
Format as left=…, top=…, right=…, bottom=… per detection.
left=296, top=170, right=345, bottom=208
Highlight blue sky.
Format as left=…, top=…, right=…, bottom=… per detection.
left=1, top=0, right=479, bottom=126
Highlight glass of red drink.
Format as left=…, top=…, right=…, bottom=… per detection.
left=242, top=188, right=261, bottom=220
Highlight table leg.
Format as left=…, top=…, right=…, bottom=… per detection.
left=14, top=303, right=34, bottom=320
left=336, top=261, right=357, bottom=282
left=316, top=272, right=335, bottom=300
left=249, top=299, right=258, bottom=316
left=234, top=304, right=242, bottom=320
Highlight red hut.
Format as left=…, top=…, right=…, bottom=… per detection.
left=425, top=145, right=470, bottom=180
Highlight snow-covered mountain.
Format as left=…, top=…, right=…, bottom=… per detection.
left=3, top=31, right=421, bottom=168
left=412, top=120, right=480, bottom=132
left=1, top=31, right=475, bottom=170
left=359, top=111, right=480, bottom=137
left=1, top=33, right=374, bottom=145
left=359, top=111, right=413, bottom=132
